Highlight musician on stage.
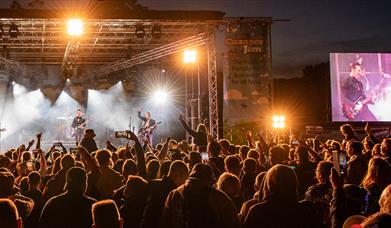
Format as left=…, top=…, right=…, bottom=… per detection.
left=341, top=62, right=377, bottom=121
left=71, top=109, right=86, bottom=143
left=138, top=108, right=157, bottom=146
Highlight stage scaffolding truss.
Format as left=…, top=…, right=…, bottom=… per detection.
left=0, top=14, right=222, bottom=138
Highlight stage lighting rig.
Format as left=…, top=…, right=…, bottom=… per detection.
left=9, top=23, right=19, bottom=38
left=135, top=24, right=145, bottom=39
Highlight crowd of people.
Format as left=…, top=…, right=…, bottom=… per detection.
left=1, top=118, right=391, bottom=228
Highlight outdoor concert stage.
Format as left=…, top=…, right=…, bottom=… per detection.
left=0, top=2, right=273, bottom=149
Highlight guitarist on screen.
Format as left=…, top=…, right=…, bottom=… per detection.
left=71, top=109, right=87, bottom=143
left=341, top=62, right=378, bottom=121
left=138, top=108, right=157, bottom=146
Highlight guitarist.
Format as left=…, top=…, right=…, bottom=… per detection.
left=341, top=62, right=377, bottom=121
left=138, top=108, right=157, bottom=146
left=71, top=109, right=86, bottom=143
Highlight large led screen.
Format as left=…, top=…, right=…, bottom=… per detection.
left=330, top=53, right=391, bottom=122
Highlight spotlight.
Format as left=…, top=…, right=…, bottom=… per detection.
left=66, top=78, right=71, bottom=82
left=67, top=18, right=84, bottom=36
left=151, top=24, right=161, bottom=39
left=152, top=89, right=169, bottom=104
left=162, top=69, right=165, bottom=73
left=135, top=24, right=145, bottom=39
left=9, top=23, right=19, bottom=38
left=272, top=115, right=286, bottom=129
left=183, top=49, right=197, bottom=63
left=12, top=80, right=16, bottom=85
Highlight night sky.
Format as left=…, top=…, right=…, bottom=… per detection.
left=2, top=0, right=391, bottom=78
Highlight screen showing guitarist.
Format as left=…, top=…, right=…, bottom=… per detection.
left=138, top=108, right=157, bottom=146
left=341, top=62, right=378, bottom=121
left=71, top=109, right=86, bottom=143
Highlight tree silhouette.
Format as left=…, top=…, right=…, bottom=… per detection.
left=10, top=0, right=22, bottom=9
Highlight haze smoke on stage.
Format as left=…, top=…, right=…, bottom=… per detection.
left=1, top=83, right=49, bottom=138
left=87, top=82, right=132, bottom=131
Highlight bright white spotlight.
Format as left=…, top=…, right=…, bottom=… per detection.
left=152, top=89, right=169, bottom=104
left=67, top=18, right=84, bottom=36
left=66, top=78, right=71, bottom=82
left=183, top=49, right=197, bottom=63
left=12, top=81, right=16, bottom=85
left=272, top=114, right=286, bottom=129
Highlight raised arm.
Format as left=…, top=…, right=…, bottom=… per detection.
left=158, top=137, right=170, bottom=161
left=77, top=146, right=99, bottom=172
left=38, top=149, right=47, bottom=176
left=301, top=141, right=322, bottom=163
left=365, top=122, right=379, bottom=144
left=178, top=114, right=197, bottom=137
left=246, top=131, right=255, bottom=148
left=138, top=110, right=147, bottom=122
left=127, top=131, right=147, bottom=179
left=26, top=139, right=35, bottom=151
left=255, top=132, right=270, bottom=156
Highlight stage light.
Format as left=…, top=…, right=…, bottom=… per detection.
left=152, top=89, right=169, bottom=104
left=9, top=23, right=19, bottom=38
left=135, top=24, right=145, bottom=39
left=67, top=18, right=84, bottom=36
left=66, top=78, right=71, bottom=82
left=11, top=81, right=15, bottom=85
left=162, top=69, right=165, bottom=73
left=272, top=115, right=286, bottom=129
left=183, top=49, right=197, bottom=63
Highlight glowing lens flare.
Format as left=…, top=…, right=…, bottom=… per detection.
left=67, top=18, right=84, bottom=36
left=183, top=49, right=197, bottom=63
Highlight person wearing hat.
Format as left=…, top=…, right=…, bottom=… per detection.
left=39, top=167, right=97, bottom=228
left=160, top=163, right=240, bottom=228
left=0, top=171, right=34, bottom=225
left=80, top=128, right=99, bottom=154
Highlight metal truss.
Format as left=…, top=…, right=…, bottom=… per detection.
left=207, top=25, right=219, bottom=139
left=62, top=40, right=80, bottom=75
left=89, top=33, right=208, bottom=77
left=0, top=18, right=210, bottom=65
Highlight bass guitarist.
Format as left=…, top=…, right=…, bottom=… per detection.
left=71, top=109, right=86, bottom=143
left=138, top=108, right=157, bottom=146
left=341, top=62, right=377, bottom=121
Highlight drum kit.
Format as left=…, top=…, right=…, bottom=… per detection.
left=55, top=115, right=73, bottom=140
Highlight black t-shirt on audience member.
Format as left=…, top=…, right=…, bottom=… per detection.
left=39, top=191, right=97, bottom=228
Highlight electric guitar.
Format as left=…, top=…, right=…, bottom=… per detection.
left=71, top=120, right=89, bottom=137
left=342, top=91, right=384, bottom=120
left=138, top=121, right=162, bottom=138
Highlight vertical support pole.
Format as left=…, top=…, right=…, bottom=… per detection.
left=207, top=25, right=219, bottom=139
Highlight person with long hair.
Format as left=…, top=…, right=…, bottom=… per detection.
left=362, top=157, right=391, bottom=215
left=178, top=114, right=208, bottom=152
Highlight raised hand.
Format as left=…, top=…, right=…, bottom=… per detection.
left=36, top=132, right=42, bottom=139
left=365, top=122, right=372, bottom=135
left=125, top=130, right=139, bottom=141
left=178, top=114, right=184, bottom=121
left=246, top=131, right=252, bottom=141
left=28, top=139, right=35, bottom=148
left=329, top=168, right=343, bottom=190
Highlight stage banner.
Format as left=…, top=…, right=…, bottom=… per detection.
left=223, top=20, right=272, bottom=143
